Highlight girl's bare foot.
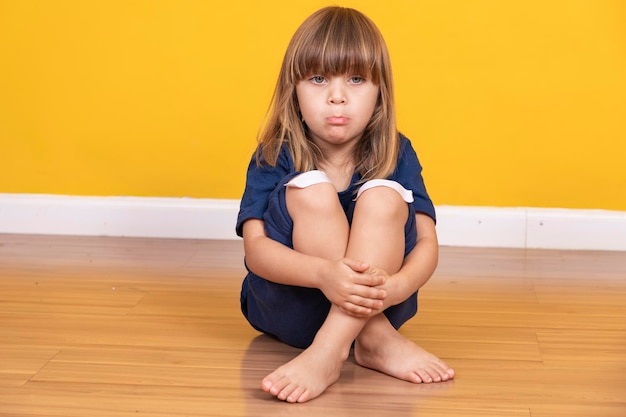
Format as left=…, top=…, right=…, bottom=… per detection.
left=354, top=321, right=455, bottom=384
left=261, top=341, right=348, bottom=403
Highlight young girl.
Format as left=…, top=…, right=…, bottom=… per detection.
left=236, top=6, right=455, bottom=403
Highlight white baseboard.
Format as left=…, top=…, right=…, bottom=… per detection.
left=0, top=194, right=239, bottom=240
left=0, top=194, right=625, bottom=251
left=435, top=205, right=626, bottom=251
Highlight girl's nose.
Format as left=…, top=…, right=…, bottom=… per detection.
left=328, top=81, right=346, bottom=104
left=329, top=94, right=346, bottom=104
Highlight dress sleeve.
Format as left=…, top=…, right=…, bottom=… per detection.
left=392, top=134, right=437, bottom=223
left=235, top=147, right=294, bottom=237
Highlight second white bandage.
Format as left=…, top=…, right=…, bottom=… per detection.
left=355, top=179, right=414, bottom=203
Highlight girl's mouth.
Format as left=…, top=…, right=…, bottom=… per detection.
left=327, top=116, right=348, bottom=124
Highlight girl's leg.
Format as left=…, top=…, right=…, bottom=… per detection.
left=350, top=188, right=455, bottom=384
left=240, top=172, right=344, bottom=349
left=287, top=180, right=349, bottom=259
left=346, top=185, right=408, bottom=271
left=291, top=185, right=453, bottom=388
left=261, top=184, right=408, bottom=402
left=261, top=177, right=359, bottom=402
left=354, top=314, right=455, bottom=384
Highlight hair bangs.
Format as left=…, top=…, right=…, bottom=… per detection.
left=291, top=9, right=383, bottom=84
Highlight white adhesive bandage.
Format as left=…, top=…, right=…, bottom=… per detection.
left=355, top=179, right=414, bottom=203
left=285, top=170, right=332, bottom=188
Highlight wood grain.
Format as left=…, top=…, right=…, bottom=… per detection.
left=0, top=234, right=625, bottom=416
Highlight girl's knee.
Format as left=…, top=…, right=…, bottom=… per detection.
left=355, top=180, right=411, bottom=219
left=285, top=171, right=339, bottom=212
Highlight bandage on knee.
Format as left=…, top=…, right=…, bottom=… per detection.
left=285, top=170, right=332, bottom=188
left=355, top=179, right=414, bottom=203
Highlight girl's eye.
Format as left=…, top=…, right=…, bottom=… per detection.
left=349, top=76, right=365, bottom=84
left=310, top=75, right=326, bottom=84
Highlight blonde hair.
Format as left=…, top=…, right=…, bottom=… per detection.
left=257, top=7, right=399, bottom=181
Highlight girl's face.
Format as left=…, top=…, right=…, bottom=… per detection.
left=296, top=73, right=379, bottom=152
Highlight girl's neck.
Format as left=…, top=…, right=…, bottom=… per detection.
left=318, top=150, right=354, bottom=173
left=316, top=151, right=356, bottom=192
left=316, top=141, right=356, bottom=168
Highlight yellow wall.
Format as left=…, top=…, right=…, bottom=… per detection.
left=1, top=0, right=625, bottom=210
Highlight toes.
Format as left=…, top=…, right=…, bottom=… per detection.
left=428, top=358, right=454, bottom=382
left=415, top=363, right=451, bottom=384
left=437, top=364, right=456, bottom=381
left=263, top=373, right=289, bottom=396
left=261, top=379, right=272, bottom=393
left=430, top=366, right=446, bottom=382
left=429, top=365, right=455, bottom=382
left=262, top=371, right=317, bottom=403
left=286, top=385, right=306, bottom=403
left=408, top=372, right=423, bottom=383
left=296, top=388, right=312, bottom=403
left=414, top=369, right=433, bottom=383
left=277, top=382, right=297, bottom=401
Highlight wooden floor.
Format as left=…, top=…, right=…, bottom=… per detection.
left=0, top=234, right=625, bottom=417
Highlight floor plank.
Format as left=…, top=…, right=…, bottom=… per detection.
left=0, top=234, right=625, bottom=416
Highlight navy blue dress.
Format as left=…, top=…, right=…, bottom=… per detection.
left=236, top=134, right=436, bottom=348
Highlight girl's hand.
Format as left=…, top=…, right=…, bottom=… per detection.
left=362, top=266, right=397, bottom=317
left=318, top=258, right=387, bottom=317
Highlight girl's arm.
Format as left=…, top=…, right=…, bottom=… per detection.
left=242, top=218, right=387, bottom=315
left=243, top=218, right=327, bottom=288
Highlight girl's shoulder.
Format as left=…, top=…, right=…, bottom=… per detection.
left=397, top=132, right=418, bottom=159
left=253, top=143, right=296, bottom=173
left=392, top=132, right=426, bottom=179
left=398, top=132, right=413, bottom=149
